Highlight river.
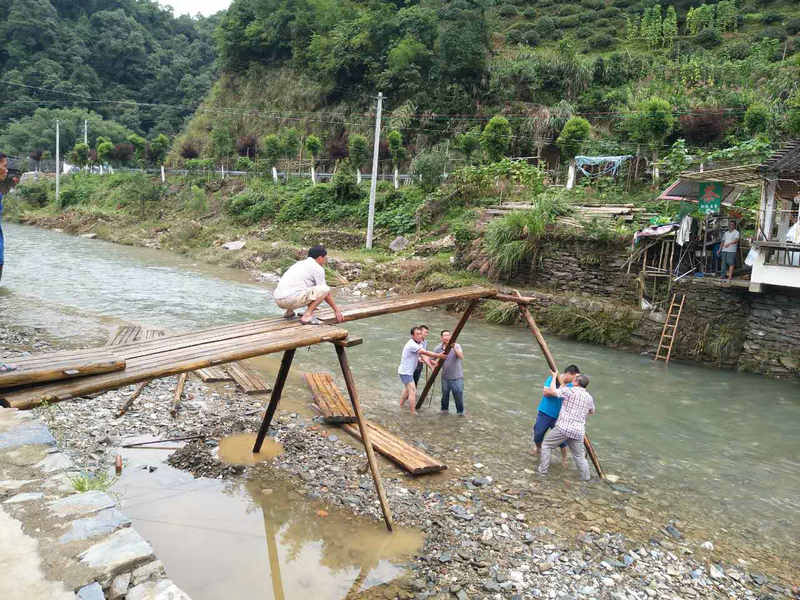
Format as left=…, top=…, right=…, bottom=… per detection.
left=2, top=223, right=799, bottom=594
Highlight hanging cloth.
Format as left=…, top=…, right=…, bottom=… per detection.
left=676, top=215, right=693, bottom=246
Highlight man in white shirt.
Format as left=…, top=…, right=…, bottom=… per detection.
left=273, top=245, right=343, bottom=325
left=398, top=327, right=446, bottom=414
left=720, top=221, right=739, bottom=281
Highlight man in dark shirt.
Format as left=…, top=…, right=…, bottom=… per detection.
left=433, top=329, right=465, bottom=415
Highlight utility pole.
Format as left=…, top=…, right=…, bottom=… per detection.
left=55, top=120, right=60, bottom=207
left=84, top=119, right=88, bottom=145
left=365, top=92, right=383, bottom=249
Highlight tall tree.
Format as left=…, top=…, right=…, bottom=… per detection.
left=305, top=134, right=322, bottom=184
left=481, top=116, right=512, bottom=163
left=626, top=97, right=675, bottom=183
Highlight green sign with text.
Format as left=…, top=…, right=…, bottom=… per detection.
left=698, top=182, right=723, bottom=214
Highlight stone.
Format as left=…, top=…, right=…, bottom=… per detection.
left=109, top=572, right=132, bottom=600
left=35, top=452, right=73, bottom=473
left=76, top=582, right=104, bottom=600
left=50, top=491, right=116, bottom=517
left=577, top=510, right=600, bottom=521
left=0, top=419, right=56, bottom=449
left=709, top=564, right=725, bottom=579
left=750, top=573, right=767, bottom=585
left=700, top=541, right=714, bottom=551
left=537, top=562, right=554, bottom=573
left=222, top=240, right=246, bottom=250
left=480, top=528, right=493, bottom=542
left=389, top=236, right=409, bottom=252
left=3, top=491, right=44, bottom=503
left=126, top=579, right=191, bottom=600
left=665, top=524, right=682, bottom=539
left=456, top=591, right=468, bottom=600
left=59, top=508, right=132, bottom=543
left=132, top=561, right=167, bottom=586
left=438, top=552, right=452, bottom=563
left=79, top=528, right=155, bottom=576
left=80, top=233, right=98, bottom=239
left=0, top=479, right=37, bottom=492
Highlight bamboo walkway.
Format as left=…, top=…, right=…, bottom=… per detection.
left=305, top=372, right=356, bottom=423
left=227, top=362, right=271, bottom=394
left=340, top=420, right=447, bottom=475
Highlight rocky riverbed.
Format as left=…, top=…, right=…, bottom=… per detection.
left=3, top=324, right=797, bottom=600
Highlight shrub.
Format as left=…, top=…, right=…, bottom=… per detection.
left=576, top=26, right=593, bottom=39
left=482, top=300, right=520, bottom=325
left=235, top=156, right=254, bottom=171
left=236, top=135, right=259, bottom=157
left=744, top=103, right=770, bottom=134
left=16, top=180, right=51, bottom=207
left=556, top=4, right=579, bottom=16
left=539, top=304, right=637, bottom=346
left=725, top=41, right=752, bottom=60
left=679, top=108, right=732, bottom=145
left=226, top=180, right=284, bottom=223
left=180, top=140, right=199, bottom=159
left=761, top=12, right=783, bottom=25
left=786, top=18, right=800, bottom=35
left=758, top=26, right=786, bottom=41
left=498, top=4, right=519, bottom=17
left=184, top=158, right=214, bottom=172
left=412, top=151, right=447, bottom=192
left=523, top=7, right=537, bottom=18
left=186, top=185, right=207, bottom=214
left=557, top=14, right=581, bottom=28
left=589, top=33, right=616, bottom=49
left=374, top=188, right=424, bottom=235
left=598, top=7, right=620, bottom=18
left=694, top=29, right=722, bottom=48
left=581, top=0, right=603, bottom=9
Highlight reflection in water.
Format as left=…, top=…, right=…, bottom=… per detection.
left=116, top=448, right=422, bottom=600
left=218, top=433, right=284, bottom=465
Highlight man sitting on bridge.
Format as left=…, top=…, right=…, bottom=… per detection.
left=273, top=245, right=343, bottom=325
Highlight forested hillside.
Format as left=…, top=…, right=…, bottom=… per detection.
left=179, top=0, right=800, bottom=165
left=0, top=0, right=218, bottom=154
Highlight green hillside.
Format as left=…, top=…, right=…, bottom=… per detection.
left=0, top=0, right=218, bottom=154
left=178, top=0, right=800, bottom=164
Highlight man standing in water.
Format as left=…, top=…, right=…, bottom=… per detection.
left=413, top=325, right=432, bottom=387
left=433, top=329, right=465, bottom=415
left=531, top=364, right=580, bottom=466
left=273, top=245, right=343, bottom=325
left=0, top=152, right=7, bottom=284
left=398, top=327, right=446, bottom=414
left=538, top=370, right=595, bottom=481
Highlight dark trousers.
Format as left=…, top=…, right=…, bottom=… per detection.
left=441, top=378, right=464, bottom=413
left=413, top=362, right=423, bottom=386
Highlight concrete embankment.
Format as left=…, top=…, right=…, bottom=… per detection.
left=0, top=407, right=190, bottom=600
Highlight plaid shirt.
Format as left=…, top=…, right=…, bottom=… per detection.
left=555, top=386, right=595, bottom=440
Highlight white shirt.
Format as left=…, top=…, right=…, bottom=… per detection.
left=274, top=257, right=326, bottom=300
left=398, top=339, right=423, bottom=375
left=722, top=230, right=739, bottom=253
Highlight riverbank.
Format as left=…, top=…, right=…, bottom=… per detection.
left=3, top=321, right=798, bottom=599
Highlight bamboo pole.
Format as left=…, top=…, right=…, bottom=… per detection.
left=253, top=349, right=296, bottom=453
left=415, top=299, right=479, bottom=409
left=170, top=372, right=187, bottom=417
left=514, top=295, right=605, bottom=479
left=115, top=380, right=151, bottom=418
left=335, top=345, right=393, bottom=531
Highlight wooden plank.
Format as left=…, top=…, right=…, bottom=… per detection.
left=195, top=366, right=232, bottom=382
left=0, top=357, right=126, bottom=390
left=304, top=372, right=356, bottom=423
left=1, top=326, right=349, bottom=409
left=340, top=420, right=446, bottom=476
left=227, top=362, right=271, bottom=395
left=330, top=336, right=364, bottom=347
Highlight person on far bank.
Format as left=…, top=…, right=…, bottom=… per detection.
left=413, top=325, right=432, bottom=387
left=0, top=152, right=7, bottom=284
left=721, top=220, right=739, bottom=282
left=273, top=245, right=343, bottom=325
left=531, top=364, right=581, bottom=467
left=433, top=329, right=465, bottom=415
left=538, top=370, right=595, bottom=481
left=398, top=327, right=446, bottom=414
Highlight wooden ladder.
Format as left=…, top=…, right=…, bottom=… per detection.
left=654, top=293, right=685, bottom=364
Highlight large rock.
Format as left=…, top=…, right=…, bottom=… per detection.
left=49, top=491, right=116, bottom=518
left=389, top=236, right=409, bottom=252
left=76, top=582, right=104, bottom=600
left=59, top=507, right=131, bottom=543
left=78, top=528, right=155, bottom=576
left=0, top=416, right=56, bottom=449
left=126, top=579, right=191, bottom=600
left=222, top=240, right=246, bottom=251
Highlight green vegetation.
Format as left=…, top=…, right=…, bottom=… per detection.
left=69, top=471, right=118, bottom=493
left=538, top=304, right=639, bottom=347
left=0, top=1, right=218, bottom=152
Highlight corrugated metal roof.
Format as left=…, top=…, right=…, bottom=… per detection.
left=759, top=139, right=800, bottom=176
left=679, top=164, right=761, bottom=186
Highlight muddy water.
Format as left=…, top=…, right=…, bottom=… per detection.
left=218, top=433, right=284, bottom=465
left=3, top=223, right=800, bottom=578
left=117, top=445, right=422, bottom=600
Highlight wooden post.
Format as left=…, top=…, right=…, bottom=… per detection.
left=516, top=300, right=605, bottom=480
left=253, top=349, right=296, bottom=453
left=115, top=380, right=150, bottom=418
left=334, top=345, right=393, bottom=531
left=170, top=372, right=187, bottom=418
left=415, top=299, right=478, bottom=410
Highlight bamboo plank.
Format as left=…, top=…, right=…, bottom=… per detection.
left=304, top=372, right=356, bottom=423
left=195, top=366, right=232, bottom=382
left=227, top=362, right=271, bottom=395
left=2, top=326, right=348, bottom=409
left=340, top=420, right=446, bottom=475
left=0, top=357, right=126, bottom=389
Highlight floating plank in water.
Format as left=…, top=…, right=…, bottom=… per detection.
left=304, top=372, right=356, bottom=423
left=195, top=366, right=232, bottom=382
left=0, top=356, right=126, bottom=390
left=227, top=362, right=271, bottom=395
left=340, top=420, right=446, bottom=476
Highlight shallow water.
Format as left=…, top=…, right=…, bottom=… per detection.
left=218, top=433, right=284, bottom=465
left=3, top=222, right=800, bottom=584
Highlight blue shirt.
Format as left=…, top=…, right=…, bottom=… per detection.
left=537, top=375, right=572, bottom=418
left=0, top=192, right=4, bottom=264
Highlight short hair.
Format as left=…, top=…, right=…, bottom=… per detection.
left=576, top=374, right=590, bottom=388
left=308, top=245, right=327, bottom=259
left=440, top=329, right=451, bottom=336
left=0, top=152, right=7, bottom=161
left=564, top=364, right=580, bottom=374
left=419, top=324, right=429, bottom=331
left=410, top=326, right=421, bottom=336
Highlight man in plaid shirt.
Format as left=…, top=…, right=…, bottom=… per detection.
left=538, top=370, right=595, bottom=481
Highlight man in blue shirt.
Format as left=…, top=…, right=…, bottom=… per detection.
left=531, top=364, right=580, bottom=466
left=0, top=152, right=6, bottom=284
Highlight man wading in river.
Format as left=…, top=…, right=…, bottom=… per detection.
left=531, top=364, right=580, bottom=467
left=538, top=370, right=595, bottom=481
left=273, top=245, right=343, bottom=325
left=413, top=325, right=433, bottom=387
left=398, top=327, right=446, bottom=414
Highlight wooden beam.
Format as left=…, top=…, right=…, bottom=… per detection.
left=170, top=372, right=187, bottom=417
left=335, top=345, right=393, bottom=531
left=516, top=300, right=605, bottom=480
left=115, top=380, right=150, bottom=418
left=0, top=357, right=125, bottom=389
left=494, top=292, right=536, bottom=305
left=253, top=349, right=296, bottom=453
left=416, top=299, right=478, bottom=409
left=330, top=336, right=364, bottom=348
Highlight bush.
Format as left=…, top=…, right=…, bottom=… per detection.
left=498, top=4, right=519, bottom=16
left=226, top=180, right=284, bottom=223
left=523, top=7, right=537, bottom=18
left=761, top=12, right=783, bottom=25
left=576, top=26, right=593, bottom=39
left=589, top=33, right=616, bottom=49
left=557, top=14, right=580, bottom=28
left=581, top=0, right=603, bottom=9
left=725, top=41, right=752, bottom=60
left=16, top=180, right=51, bottom=207
left=694, top=29, right=722, bottom=48
left=556, top=4, right=579, bottom=15
left=185, top=158, right=214, bottom=172
left=374, top=188, right=424, bottom=235
left=539, top=304, right=637, bottom=346
left=180, top=140, right=199, bottom=159
left=598, top=7, right=621, bottom=18
left=786, top=18, right=800, bottom=35
left=758, top=26, right=786, bottom=41
left=235, top=156, right=254, bottom=171
left=412, top=151, right=447, bottom=192
left=186, top=185, right=207, bottom=214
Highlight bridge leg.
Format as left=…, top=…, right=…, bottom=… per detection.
left=253, top=349, right=296, bottom=453
left=415, top=299, right=478, bottom=409
left=334, top=345, right=393, bottom=531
